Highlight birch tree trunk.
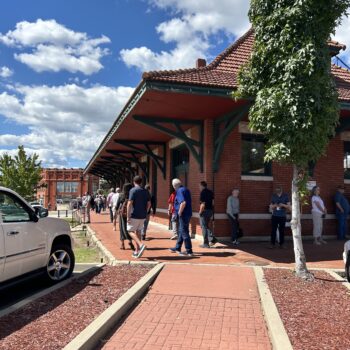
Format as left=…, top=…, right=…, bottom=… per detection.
left=290, top=165, right=314, bottom=280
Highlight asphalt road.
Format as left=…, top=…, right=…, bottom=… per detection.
left=0, top=263, right=98, bottom=311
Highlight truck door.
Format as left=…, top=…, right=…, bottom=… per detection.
left=0, top=220, right=5, bottom=282
left=0, top=190, right=45, bottom=281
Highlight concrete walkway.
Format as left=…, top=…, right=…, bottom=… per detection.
left=88, top=211, right=344, bottom=269
left=102, top=264, right=271, bottom=350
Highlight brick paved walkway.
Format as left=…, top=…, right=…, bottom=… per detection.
left=89, top=211, right=344, bottom=269
left=101, top=265, right=271, bottom=350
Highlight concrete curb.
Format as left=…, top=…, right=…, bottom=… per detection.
left=0, top=263, right=105, bottom=318
left=63, top=262, right=165, bottom=350
left=254, top=267, right=293, bottom=350
left=86, top=225, right=117, bottom=265
left=325, top=269, right=350, bottom=291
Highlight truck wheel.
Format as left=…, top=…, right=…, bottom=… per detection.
left=346, top=253, right=350, bottom=283
left=46, top=244, right=75, bottom=282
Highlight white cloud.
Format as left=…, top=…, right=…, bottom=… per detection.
left=334, top=15, right=350, bottom=64
left=0, top=83, right=134, bottom=167
left=0, top=19, right=111, bottom=75
left=0, top=66, right=13, bottom=78
left=120, top=0, right=250, bottom=72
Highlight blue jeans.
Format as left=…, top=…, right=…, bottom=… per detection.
left=175, top=215, right=193, bottom=253
left=199, top=209, right=215, bottom=244
left=336, top=212, right=348, bottom=239
left=142, top=214, right=150, bottom=236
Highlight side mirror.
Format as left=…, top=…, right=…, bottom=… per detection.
left=39, top=209, right=49, bottom=218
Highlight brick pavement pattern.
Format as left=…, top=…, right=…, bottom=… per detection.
left=89, top=211, right=344, bottom=269
left=101, top=265, right=271, bottom=350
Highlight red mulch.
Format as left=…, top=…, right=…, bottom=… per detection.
left=0, top=265, right=152, bottom=350
left=264, top=268, right=350, bottom=350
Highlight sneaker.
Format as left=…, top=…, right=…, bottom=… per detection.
left=320, top=239, right=327, bottom=244
left=199, top=244, right=210, bottom=248
left=268, top=244, right=275, bottom=249
left=137, top=244, right=146, bottom=258
left=132, top=252, right=138, bottom=258
left=169, top=247, right=180, bottom=253
left=210, top=238, right=218, bottom=246
left=179, top=251, right=193, bottom=257
left=232, top=240, right=240, bottom=246
left=314, top=240, right=321, bottom=245
left=170, top=234, right=178, bottom=240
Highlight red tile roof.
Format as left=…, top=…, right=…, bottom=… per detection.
left=143, top=29, right=350, bottom=102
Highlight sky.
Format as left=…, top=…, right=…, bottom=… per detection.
left=0, top=0, right=349, bottom=169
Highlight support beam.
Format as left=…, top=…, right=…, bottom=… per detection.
left=213, top=103, right=251, bottom=172
left=114, top=140, right=167, bottom=178
left=133, top=116, right=204, bottom=172
left=105, top=150, right=149, bottom=179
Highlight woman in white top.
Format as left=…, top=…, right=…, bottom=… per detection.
left=311, top=186, right=327, bottom=245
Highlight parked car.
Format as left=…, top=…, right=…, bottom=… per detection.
left=0, top=186, right=75, bottom=286
left=343, top=240, right=350, bottom=282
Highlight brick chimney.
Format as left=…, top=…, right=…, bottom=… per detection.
left=196, top=58, right=206, bottom=68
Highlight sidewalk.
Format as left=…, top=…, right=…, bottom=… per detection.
left=88, top=211, right=344, bottom=269
left=102, top=264, right=271, bottom=350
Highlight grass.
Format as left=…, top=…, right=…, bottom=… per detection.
left=72, top=230, right=101, bottom=263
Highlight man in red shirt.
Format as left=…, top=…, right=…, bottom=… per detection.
left=168, top=191, right=178, bottom=240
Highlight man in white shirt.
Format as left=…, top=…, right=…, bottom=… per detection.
left=106, top=188, right=115, bottom=223
left=111, top=188, right=120, bottom=230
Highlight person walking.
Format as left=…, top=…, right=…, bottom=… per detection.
left=269, top=186, right=290, bottom=248
left=111, top=187, right=121, bottom=231
left=82, top=192, right=91, bottom=224
left=199, top=181, right=217, bottom=248
left=115, top=184, right=135, bottom=250
left=168, top=190, right=178, bottom=240
left=169, top=178, right=193, bottom=256
left=127, top=176, right=151, bottom=258
left=106, top=188, right=115, bottom=223
left=311, top=186, right=327, bottom=245
left=141, top=184, right=156, bottom=240
left=226, top=189, right=240, bottom=245
left=334, top=185, right=350, bottom=240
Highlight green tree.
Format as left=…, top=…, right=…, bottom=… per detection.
left=236, top=0, right=350, bottom=279
left=0, top=146, right=43, bottom=200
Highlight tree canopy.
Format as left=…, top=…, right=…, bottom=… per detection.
left=236, top=0, right=350, bottom=168
left=0, top=146, right=43, bottom=200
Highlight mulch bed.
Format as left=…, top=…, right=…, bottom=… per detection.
left=264, top=268, right=350, bottom=350
left=0, top=264, right=152, bottom=350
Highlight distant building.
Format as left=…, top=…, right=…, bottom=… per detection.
left=37, top=168, right=99, bottom=209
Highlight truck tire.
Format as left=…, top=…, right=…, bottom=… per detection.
left=346, top=253, right=350, bottom=283
left=46, top=244, right=75, bottom=283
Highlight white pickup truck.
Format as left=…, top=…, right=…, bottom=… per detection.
left=0, top=187, right=75, bottom=285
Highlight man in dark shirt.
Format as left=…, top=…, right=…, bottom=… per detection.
left=334, top=185, right=350, bottom=240
left=169, top=178, right=193, bottom=256
left=127, top=176, right=151, bottom=258
left=198, top=181, right=217, bottom=248
left=269, top=186, right=290, bottom=248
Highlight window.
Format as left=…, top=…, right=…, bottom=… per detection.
left=344, top=142, right=350, bottom=179
left=57, top=182, right=79, bottom=193
left=0, top=192, right=31, bottom=222
left=241, top=134, right=271, bottom=176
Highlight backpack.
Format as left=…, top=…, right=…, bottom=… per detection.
left=120, top=199, right=128, bottom=218
left=89, top=196, right=95, bottom=207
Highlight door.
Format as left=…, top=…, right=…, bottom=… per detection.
left=172, top=146, right=189, bottom=187
left=0, top=223, right=4, bottom=282
left=0, top=191, right=46, bottom=281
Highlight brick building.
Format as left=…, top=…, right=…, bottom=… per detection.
left=37, top=168, right=99, bottom=209
left=84, top=29, right=350, bottom=239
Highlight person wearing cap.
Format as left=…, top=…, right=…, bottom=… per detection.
left=269, top=186, right=290, bottom=248
left=334, top=185, right=350, bottom=240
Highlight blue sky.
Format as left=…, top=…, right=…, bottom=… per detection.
left=0, top=0, right=349, bottom=168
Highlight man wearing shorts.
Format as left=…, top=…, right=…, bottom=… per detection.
left=127, top=176, right=151, bottom=258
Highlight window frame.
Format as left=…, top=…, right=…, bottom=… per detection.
left=344, top=141, right=350, bottom=179
left=241, top=134, right=272, bottom=177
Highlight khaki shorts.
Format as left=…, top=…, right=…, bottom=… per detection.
left=127, top=218, right=145, bottom=232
